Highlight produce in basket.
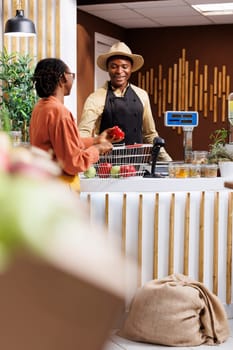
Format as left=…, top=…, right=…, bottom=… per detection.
left=120, top=164, right=136, bottom=177
left=84, top=166, right=96, bottom=178
left=108, top=126, right=125, bottom=140
left=97, top=162, right=112, bottom=178
left=110, top=165, right=120, bottom=178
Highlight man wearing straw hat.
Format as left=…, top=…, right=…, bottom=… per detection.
left=79, top=42, right=171, bottom=161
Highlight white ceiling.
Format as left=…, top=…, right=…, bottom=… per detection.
left=77, top=0, right=233, bottom=28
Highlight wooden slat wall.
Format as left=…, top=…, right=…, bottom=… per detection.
left=183, top=192, right=190, bottom=276
left=138, top=48, right=231, bottom=129
left=227, top=192, right=233, bottom=304
left=81, top=190, right=233, bottom=306
left=153, top=193, right=159, bottom=279
left=137, top=194, right=143, bottom=286
left=2, top=0, right=60, bottom=59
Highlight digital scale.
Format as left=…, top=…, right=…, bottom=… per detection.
left=165, top=111, right=198, bottom=127
left=165, top=111, right=199, bottom=161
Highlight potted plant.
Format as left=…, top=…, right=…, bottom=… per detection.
left=208, top=128, right=233, bottom=163
left=0, top=48, right=38, bottom=141
left=208, top=128, right=233, bottom=177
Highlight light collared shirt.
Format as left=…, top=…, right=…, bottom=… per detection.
left=78, top=81, right=172, bottom=161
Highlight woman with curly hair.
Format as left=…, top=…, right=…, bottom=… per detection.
left=30, top=58, right=119, bottom=191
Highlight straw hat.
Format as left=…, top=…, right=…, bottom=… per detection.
left=97, top=41, right=144, bottom=73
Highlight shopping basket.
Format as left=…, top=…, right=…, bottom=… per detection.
left=93, top=143, right=152, bottom=178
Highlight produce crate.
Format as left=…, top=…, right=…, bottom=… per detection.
left=90, top=144, right=152, bottom=178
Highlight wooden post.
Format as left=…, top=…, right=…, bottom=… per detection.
left=173, top=64, right=177, bottom=110
left=138, top=194, right=143, bottom=286
left=150, top=68, right=154, bottom=95
left=189, top=71, right=193, bottom=108
left=153, top=193, right=159, bottom=279
left=169, top=193, right=175, bottom=275
left=105, top=193, right=109, bottom=233
left=226, top=192, right=233, bottom=304
left=168, top=67, right=172, bottom=104
left=199, top=192, right=205, bottom=282
left=213, top=192, right=219, bottom=295
left=183, top=193, right=190, bottom=276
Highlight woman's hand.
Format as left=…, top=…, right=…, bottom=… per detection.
left=97, top=127, right=125, bottom=144
left=93, top=131, right=113, bottom=154
left=94, top=129, right=110, bottom=144
left=94, top=141, right=113, bottom=155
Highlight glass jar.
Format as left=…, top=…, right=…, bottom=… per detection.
left=175, top=163, right=190, bottom=178
left=184, top=150, right=193, bottom=164
left=192, top=151, right=209, bottom=164
left=189, top=164, right=201, bottom=178
left=168, top=162, right=177, bottom=178
left=203, top=164, right=218, bottom=178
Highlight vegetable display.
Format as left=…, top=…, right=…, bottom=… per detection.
left=97, top=162, right=112, bottom=178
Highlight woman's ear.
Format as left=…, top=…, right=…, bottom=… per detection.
left=59, top=74, right=67, bottom=85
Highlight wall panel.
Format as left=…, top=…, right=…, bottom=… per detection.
left=80, top=190, right=233, bottom=317
left=127, top=25, right=233, bottom=160
left=77, top=8, right=233, bottom=159
left=1, top=0, right=77, bottom=116
left=2, top=0, right=60, bottom=60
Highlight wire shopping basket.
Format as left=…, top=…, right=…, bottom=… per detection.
left=93, top=143, right=152, bottom=178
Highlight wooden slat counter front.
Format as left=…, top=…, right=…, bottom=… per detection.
left=80, top=176, right=233, bottom=317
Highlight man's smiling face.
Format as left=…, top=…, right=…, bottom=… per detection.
left=107, top=56, right=133, bottom=90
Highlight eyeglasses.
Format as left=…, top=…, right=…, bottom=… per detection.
left=65, top=72, right=75, bottom=79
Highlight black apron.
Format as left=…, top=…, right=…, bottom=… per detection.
left=99, top=83, right=144, bottom=145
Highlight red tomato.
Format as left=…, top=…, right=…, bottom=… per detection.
left=120, top=164, right=136, bottom=177
left=97, top=162, right=112, bottom=178
left=108, top=126, right=125, bottom=140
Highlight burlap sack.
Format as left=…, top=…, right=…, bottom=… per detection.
left=119, top=274, right=230, bottom=347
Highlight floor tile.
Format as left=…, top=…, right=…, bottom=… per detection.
left=189, top=336, right=233, bottom=350
left=103, top=339, right=123, bottom=350
left=103, top=319, right=233, bottom=350
left=111, top=334, right=191, bottom=349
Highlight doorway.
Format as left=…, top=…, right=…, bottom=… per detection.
left=94, top=33, right=118, bottom=89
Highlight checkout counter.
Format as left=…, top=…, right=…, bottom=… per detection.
left=79, top=112, right=233, bottom=317
left=79, top=175, right=233, bottom=317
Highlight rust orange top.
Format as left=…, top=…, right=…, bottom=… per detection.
left=30, top=96, right=99, bottom=175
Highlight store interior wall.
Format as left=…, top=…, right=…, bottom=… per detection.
left=77, top=10, right=125, bottom=122
left=77, top=9, right=233, bottom=160
left=0, top=0, right=77, bottom=116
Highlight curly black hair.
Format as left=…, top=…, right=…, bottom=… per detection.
left=33, top=58, right=68, bottom=97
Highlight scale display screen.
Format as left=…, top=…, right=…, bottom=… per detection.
left=165, top=111, right=198, bottom=127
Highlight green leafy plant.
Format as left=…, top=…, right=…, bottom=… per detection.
left=208, top=128, right=233, bottom=163
left=0, top=48, right=38, bottom=140
left=209, top=128, right=228, bottom=146
left=0, top=104, right=11, bottom=132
